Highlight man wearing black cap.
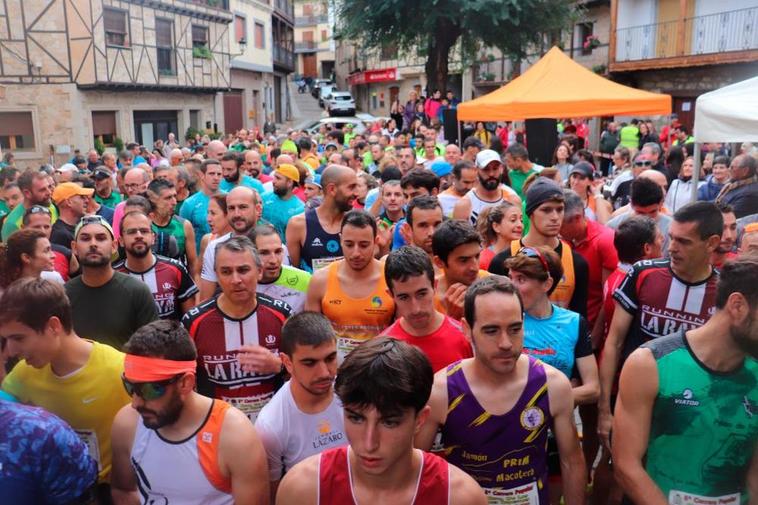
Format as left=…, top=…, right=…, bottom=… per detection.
left=93, top=166, right=122, bottom=209
left=567, top=161, right=612, bottom=224
left=488, top=178, right=589, bottom=317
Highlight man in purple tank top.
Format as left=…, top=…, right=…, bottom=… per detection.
left=416, top=276, right=586, bottom=504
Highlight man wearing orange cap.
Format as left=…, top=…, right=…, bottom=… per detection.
left=111, top=319, right=269, bottom=505
left=262, top=163, right=304, bottom=243
left=50, top=181, right=95, bottom=248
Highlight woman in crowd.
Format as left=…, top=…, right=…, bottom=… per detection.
left=666, top=156, right=705, bottom=213
left=637, top=121, right=657, bottom=149
left=474, top=121, right=491, bottom=148
left=552, top=144, right=574, bottom=182
left=0, top=228, right=60, bottom=290
left=197, top=193, right=230, bottom=277
left=567, top=161, right=612, bottom=224
left=476, top=201, right=523, bottom=270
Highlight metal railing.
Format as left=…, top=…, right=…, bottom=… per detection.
left=295, top=41, right=317, bottom=50
left=274, top=0, right=295, bottom=20
left=616, top=6, right=758, bottom=62
left=273, top=44, right=295, bottom=69
left=295, top=15, right=328, bottom=26
left=185, top=0, right=230, bottom=9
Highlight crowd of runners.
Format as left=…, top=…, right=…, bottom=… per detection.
left=0, top=99, right=756, bottom=505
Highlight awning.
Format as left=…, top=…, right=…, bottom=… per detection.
left=694, top=76, right=758, bottom=143
left=348, top=68, right=398, bottom=86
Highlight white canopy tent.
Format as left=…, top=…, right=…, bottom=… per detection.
left=689, top=76, right=758, bottom=200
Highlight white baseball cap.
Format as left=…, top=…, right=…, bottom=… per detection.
left=475, top=149, right=502, bottom=169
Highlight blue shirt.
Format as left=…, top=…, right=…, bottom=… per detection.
left=522, top=304, right=592, bottom=378
left=96, top=203, right=115, bottom=226
left=179, top=191, right=213, bottom=250
left=0, top=400, right=97, bottom=505
left=262, top=192, right=305, bottom=242
left=220, top=174, right=266, bottom=196
left=392, top=217, right=407, bottom=250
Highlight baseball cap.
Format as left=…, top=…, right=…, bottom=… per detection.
left=74, top=215, right=114, bottom=240
left=281, top=140, right=298, bottom=154
left=430, top=160, right=452, bottom=178
left=305, top=174, right=322, bottom=188
left=275, top=163, right=300, bottom=183
left=325, top=142, right=339, bottom=150
left=569, top=161, right=594, bottom=180
left=52, top=182, right=94, bottom=205
left=475, top=149, right=502, bottom=169
left=93, top=168, right=112, bottom=180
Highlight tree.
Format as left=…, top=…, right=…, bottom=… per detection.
left=333, top=0, right=577, bottom=94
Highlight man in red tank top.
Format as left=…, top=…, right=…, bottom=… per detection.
left=276, top=337, right=486, bottom=505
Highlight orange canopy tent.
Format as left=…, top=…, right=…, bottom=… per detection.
left=457, top=46, right=671, bottom=121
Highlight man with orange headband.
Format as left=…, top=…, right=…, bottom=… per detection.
left=262, top=163, right=305, bottom=243
left=0, top=278, right=130, bottom=499
left=110, top=319, right=269, bottom=504
left=185, top=235, right=291, bottom=422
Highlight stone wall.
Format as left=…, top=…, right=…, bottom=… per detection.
left=612, top=62, right=758, bottom=95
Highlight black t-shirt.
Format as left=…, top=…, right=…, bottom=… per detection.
left=488, top=240, right=590, bottom=318
left=50, top=219, right=76, bottom=249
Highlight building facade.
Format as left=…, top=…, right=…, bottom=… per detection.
left=225, top=0, right=274, bottom=134
left=609, top=0, right=758, bottom=131
left=0, top=0, right=233, bottom=168
left=294, top=0, right=334, bottom=80
left=271, top=0, right=295, bottom=123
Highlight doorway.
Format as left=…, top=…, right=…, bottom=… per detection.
left=302, top=54, right=317, bottom=78
left=224, top=90, right=244, bottom=134
left=134, top=110, right=178, bottom=147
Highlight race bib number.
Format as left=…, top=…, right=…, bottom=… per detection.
left=669, top=490, right=741, bottom=505
left=223, top=393, right=274, bottom=423
left=74, top=429, right=102, bottom=472
left=312, top=256, right=342, bottom=271
left=484, top=482, right=540, bottom=505
left=337, top=336, right=367, bottom=362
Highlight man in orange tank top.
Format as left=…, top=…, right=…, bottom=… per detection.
left=276, top=337, right=487, bottom=505
left=110, top=320, right=269, bottom=505
left=305, top=210, right=395, bottom=360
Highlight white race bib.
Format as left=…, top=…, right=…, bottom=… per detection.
left=312, top=256, right=342, bottom=271
left=669, top=490, right=741, bottom=505
left=484, top=482, right=540, bottom=505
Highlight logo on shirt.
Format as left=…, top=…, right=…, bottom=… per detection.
left=744, top=396, right=754, bottom=418
left=286, top=276, right=298, bottom=286
left=674, top=388, right=700, bottom=407
left=318, top=420, right=331, bottom=434
left=311, top=237, right=323, bottom=247
left=162, top=282, right=173, bottom=290
left=370, top=296, right=383, bottom=308
left=326, top=239, right=340, bottom=253
left=520, top=406, right=545, bottom=431
left=202, top=431, right=213, bottom=443
left=265, top=334, right=277, bottom=345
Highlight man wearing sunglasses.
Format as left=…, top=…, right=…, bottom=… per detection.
left=0, top=278, right=130, bottom=498
left=111, top=319, right=269, bottom=504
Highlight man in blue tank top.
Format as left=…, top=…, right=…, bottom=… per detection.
left=416, top=276, right=586, bottom=504
left=286, top=165, right=358, bottom=272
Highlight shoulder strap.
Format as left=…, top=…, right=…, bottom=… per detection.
left=510, top=239, right=520, bottom=256
left=196, top=400, right=232, bottom=494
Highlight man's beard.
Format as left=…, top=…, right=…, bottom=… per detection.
left=335, top=194, right=354, bottom=212
left=224, top=170, right=240, bottom=183
left=274, top=185, right=288, bottom=197
left=126, top=242, right=151, bottom=258
left=33, top=197, right=51, bottom=207
left=731, top=314, right=758, bottom=359
left=138, top=391, right=184, bottom=430
left=479, top=174, right=500, bottom=191
left=231, top=216, right=254, bottom=233
left=78, top=250, right=111, bottom=267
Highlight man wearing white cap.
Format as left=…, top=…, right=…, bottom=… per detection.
left=262, top=163, right=305, bottom=242
left=452, top=149, right=521, bottom=225
left=50, top=182, right=94, bottom=248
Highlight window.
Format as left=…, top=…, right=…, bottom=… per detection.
left=0, top=112, right=35, bottom=152
left=380, top=43, right=397, bottom=61
left=192, top=25, right=209, bottom=49
left=321, top=29, right=327, bottom=42
left=190, top=110, right=201, bottom=130
left=254, top=22, right=265, bottom=49
left=104, top=8, right=129, bottom=47
left=92, top=111, right=117, bottom=146
left=156, top=18, right=175, bottom=76
left=578, top=22, right=594, bottom=55
left=234, top=15, right=246, bottom=44
left=303, top=3, right=313, bottom=16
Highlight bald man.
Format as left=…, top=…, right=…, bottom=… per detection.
left=206, top=140, right=227, bottom=161
left=169, top=149, right=183, bottom=167
left=244, top=150, right=272, bottom=183
left=285, top=165, right=359, bottom=271
left=444, top=144, right=462, bottom=165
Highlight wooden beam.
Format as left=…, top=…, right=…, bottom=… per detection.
left=609, top=0, right=618, bottom=65
left=609, top=49, right=758, bottom=72
left=676, top=0, right=687, bottom=56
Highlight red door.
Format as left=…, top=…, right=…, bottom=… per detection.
left=224, top=91, right=243, bottom=134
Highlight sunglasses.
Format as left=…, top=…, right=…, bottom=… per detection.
left=518, top=247, right=550, bottom=274
left=26, top=205, right=51, bottom=216
left=634, top=160, right=652, bottom=167
left=121, top=374, right=182, bottom=400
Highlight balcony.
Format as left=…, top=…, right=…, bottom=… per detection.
left=274, top=0, right=295, bottom=23
left=274, top=43, right=295, bottom=71
left=295, top=14, right=328, bottom=27
left=612, top=7, right=758, bottom=70
left=185, top=0, right=230, bottom=9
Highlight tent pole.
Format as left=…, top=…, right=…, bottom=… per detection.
left=691, top=142, right=701, bottom=203
left=457, top=120, right=462, bottom=147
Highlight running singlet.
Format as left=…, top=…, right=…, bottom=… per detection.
left=464, top=187, right=519, bottom=226
left=318, top=447, right=449, bottom=504
left=301, top=208, right=342, bottom=272
left=182, top=294, right=291, bottom=421
left=151, top=216, right=187, bottom=260
left=130, top=399, right=233, bottom=505
left=523, top=305, right=592, bottom=379
left=256, top=264, right=311, bottom=314
left=443, top=358, right=551, bottom=504
left=321, top=260, right=395, bottom=360
left=642, top=331, right=758, bottom=505
left=115, top=255, right=198, bottom=320
left=613, top=259, right=718, bottom=361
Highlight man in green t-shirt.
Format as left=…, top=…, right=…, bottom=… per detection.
left=2, top=170, right=58, bottom=241
left=613, top=256, right=758, bottom=504
left=505, top=143, right=543, bottom=199
left=93, top=167, right=122, bottom=209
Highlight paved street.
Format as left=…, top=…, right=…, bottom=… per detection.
left=289, top=81, right=326, bottom=126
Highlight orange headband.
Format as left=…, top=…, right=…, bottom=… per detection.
left=124, top=354, right=196, bottom=382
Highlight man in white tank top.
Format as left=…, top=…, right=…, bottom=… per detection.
left=453, top=149, right=520, bottom=225
left=110, top=320, right=269, bottom=505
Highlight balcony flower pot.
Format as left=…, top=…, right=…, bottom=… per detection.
left=193, top=45, right=212, bottom=59
left=583, top=35, right=600, bottom=51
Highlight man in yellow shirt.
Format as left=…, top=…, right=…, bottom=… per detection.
left=0, top=278, right=130, bottom=493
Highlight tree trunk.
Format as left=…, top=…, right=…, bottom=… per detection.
left=424, top=21, right=461, bottom=94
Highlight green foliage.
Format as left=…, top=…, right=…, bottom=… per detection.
left=208, top=131, right=224, bottom=140
left=185, top=127, right=201, bottom=142
left=93, top=137, right=105, bottom=156
left=114, top=137, right=124, bottom=153
left=193, top=45, right=212, bottom=59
